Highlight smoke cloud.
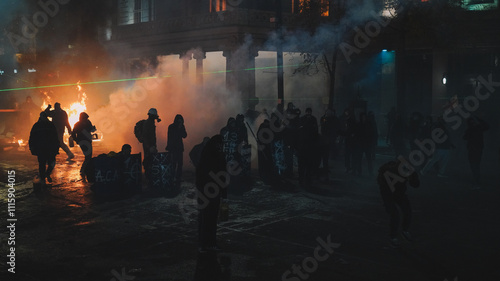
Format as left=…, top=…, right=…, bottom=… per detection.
left=90, top=51, right=243, bottom=168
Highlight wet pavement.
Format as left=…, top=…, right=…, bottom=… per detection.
left=1, top=143, right=499, bottom=281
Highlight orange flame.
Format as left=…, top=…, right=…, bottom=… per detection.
left=12, top=138, right=25, bottom=146
left=39, top=82, right=88, bottom=130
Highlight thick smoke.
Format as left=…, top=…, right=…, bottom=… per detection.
left=90, top=51, right=243, bottom=168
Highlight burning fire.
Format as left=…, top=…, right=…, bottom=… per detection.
left=12, top=137, right=26, bottom=147
left=40, top=82, right=87, bottom=129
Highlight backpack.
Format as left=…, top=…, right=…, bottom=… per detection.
left=134, top=120, right=146, bottom=143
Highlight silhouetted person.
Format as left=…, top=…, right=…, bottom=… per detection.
left=320, top=109, right=340, bottom=172
left=377, top=160, right=420, bottom=247
left=408, top=112, right=423, bottom=151
left=284, top=103, right=300, bottom=177
left=116, top=144, right=132, bottom=161
left=72, top=112, right=96, bottom=178
left=463, top=116, right=489, bottom=189
left=389, top=113, right=407, bottom=157
left=385, top=106, right=397, bottom=145
left=340, top=108, right=356, bottom=173
left=367, top=111, right=378, bottom=161
left=235, top=114, right=248, bottom=144
left=29, top=112, right=60, bottom=185
left=190, top=137, right=210, bottom=168
left=420, top=115, right=434, bottom=140
left=166, top=114, right=187, bottom=184
left=420, top=117, right=454, bottom=177
left=270, top=112, right=286, bottom=176
left=197, top=135, right=227, bottom=253
left=44, top=102, right=75, bottom=160
left=298, top=108, right=319, bottom=188
left=142, top=108, right=161, bottom=179
left=354, top=112, right=373, bottom=175
left=257, top=119, right=274, bottom=184
left=220, top=117, right=237, bottom=163
left=235, top=114, right=251, bottom=182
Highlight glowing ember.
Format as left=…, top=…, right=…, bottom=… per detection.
left=18, top=139, right=24, bottom=146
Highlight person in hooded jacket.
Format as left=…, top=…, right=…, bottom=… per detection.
left=29, top=112, right=60, bottom=184
left=166, top=114, right=187, bottom=184
left=196, top=135, right=228, bottom=252
left=71, top=112, right=96, bottom=177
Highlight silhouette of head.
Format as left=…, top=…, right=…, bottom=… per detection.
left=79, top=112, right=89, bottom=121
left=121, top=144, right=132, bottom=156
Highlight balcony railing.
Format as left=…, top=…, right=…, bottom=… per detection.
left=110, top=9, right=297, bottom=41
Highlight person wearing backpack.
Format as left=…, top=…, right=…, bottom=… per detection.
left=137, top=108, right=161, bottom=178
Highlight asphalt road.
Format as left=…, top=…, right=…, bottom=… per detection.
left=0, top=143, right=499, bottom=281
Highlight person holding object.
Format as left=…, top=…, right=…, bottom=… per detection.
left=44, top=102, right=75, bottom=160
left=71, top=112, right=96, bottom=178
left=166, top=114, right=187, bottom=185
left=29, top=112, right=60, bottom=185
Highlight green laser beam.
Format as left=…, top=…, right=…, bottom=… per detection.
left=0, top=63, right=307, bottom=93
left=0, top=76, right=169, bottom=92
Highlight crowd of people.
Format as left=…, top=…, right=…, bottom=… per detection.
left=25, top=100, right=494, bottom=250
left=385, top=108, right=490, bottom=188
left=28, top=102, right=96, bottom=185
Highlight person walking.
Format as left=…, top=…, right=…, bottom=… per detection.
left=377, top=160, right=420, bottom=247
left=166, top=114, right=187, bottom=185
left=463, top=116, right=489, bottom=189
left=71, top=112, right=96, bottom=178
left=29, top=112, right=60, bottom=185
left=44, top=102, right=75, bottom=160
left=196, top=135, right=227, bottom=253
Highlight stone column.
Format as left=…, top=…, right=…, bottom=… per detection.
left=193, top=50, right=206, bottom=85
left=180, top=51, right=192, bottom=78
left=223, top=48, right=259, bottom=110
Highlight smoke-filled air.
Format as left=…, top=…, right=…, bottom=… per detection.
left=90, top=51, right=243, bottom=162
